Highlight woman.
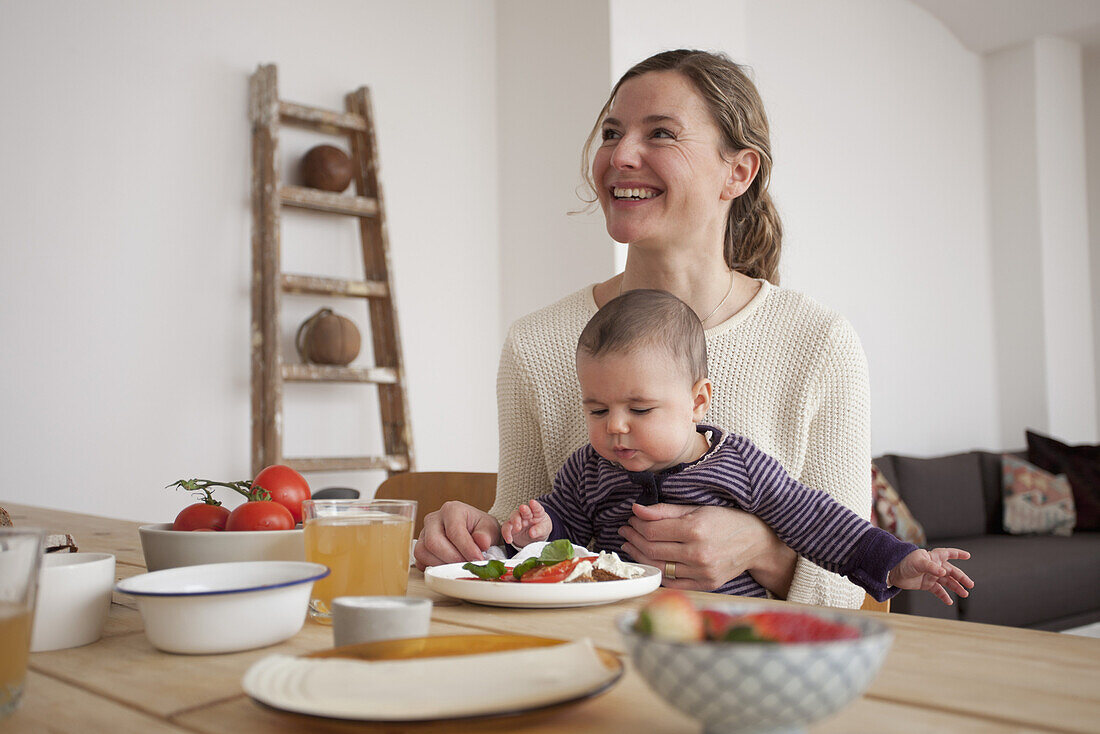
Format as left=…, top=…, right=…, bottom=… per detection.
left=414, top=50, right=870, bottom=609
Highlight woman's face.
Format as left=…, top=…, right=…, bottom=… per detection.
left=593, top=71, right=739, bottom=249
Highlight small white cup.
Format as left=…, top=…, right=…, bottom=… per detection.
left=31, top=552, right=116, bottom=652
left=332, top=596, right=432, bottom=647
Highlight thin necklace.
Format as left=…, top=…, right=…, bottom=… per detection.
left=619, top=269, right=736, bottom=325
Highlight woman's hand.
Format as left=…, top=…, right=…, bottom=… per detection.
left=413, top=501, right=503, bottom=570
left=618, top=503, right=797, bottom=596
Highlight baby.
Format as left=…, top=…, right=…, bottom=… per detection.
left=503, top=289, right=973, bottom=603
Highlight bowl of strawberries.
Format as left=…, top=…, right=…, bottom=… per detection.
left=619, top=591, right=893, bottom=734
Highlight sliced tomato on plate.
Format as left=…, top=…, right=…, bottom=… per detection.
left=520, top=557, right=583, bottom=583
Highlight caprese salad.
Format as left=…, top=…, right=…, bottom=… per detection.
left=460, top=540, right=645, bottom=583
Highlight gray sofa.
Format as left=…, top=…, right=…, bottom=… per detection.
left=873, top=450, right=1100, bottom=631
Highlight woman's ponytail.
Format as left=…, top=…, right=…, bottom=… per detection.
left=727, top=189, right=782, bottom=285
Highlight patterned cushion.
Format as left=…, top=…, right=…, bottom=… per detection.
left=1026, top=430, right=1100, bottom=530
left=1002, top=454, right=1076, bottom=536
left=871, top=464, right=927, bottom=547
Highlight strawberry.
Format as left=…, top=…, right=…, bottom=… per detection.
left=636, top=595, right=860, bottom=644
left=700, top=609, right=736, bottom=639
left=634, top=591, right=704, bottom=642
left=739, top=612, right=860, bottom=643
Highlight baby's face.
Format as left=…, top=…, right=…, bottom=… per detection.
left=577, top=346, right=709, bottom=473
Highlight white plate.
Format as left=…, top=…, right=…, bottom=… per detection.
left=423, top=560, right=662, bottom=608
left=242, top=635, right=622, bottom=721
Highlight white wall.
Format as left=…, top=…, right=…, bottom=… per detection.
left=747, top=0, right=1001, bottom=456
left=1086, top=49, right=1100, bottom=436
left=986, top=43, right=1050, bottom=447
left=0, top=0, right=500, bottom=522
left=496, top=1, right=613, bottom=331
left=609, top=0, right=750, bottom=108
left=1034, top=38, right=1097, bottom=443
left=987, top=38, right=1099, bottom=446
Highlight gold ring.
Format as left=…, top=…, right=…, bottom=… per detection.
left=664, top=561, right=676, bottom=580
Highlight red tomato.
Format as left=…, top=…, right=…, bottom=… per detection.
left=172, top=503, right=230, bottom=531
left=252, top=465, right=311, bottom=523
left=520, top=558, right=583, bottom=583
left=225, top=500, right=295, bottom=531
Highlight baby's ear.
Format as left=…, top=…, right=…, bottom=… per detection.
left=691, top=378, right=712, bottom=420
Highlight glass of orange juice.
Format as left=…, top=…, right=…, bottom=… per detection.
left=301, top=499, right=416, bottom=623
left=0, top=528, right=45, bottom=719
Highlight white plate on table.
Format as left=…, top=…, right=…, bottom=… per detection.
left=242, top=634, right=623, bottom=721
left=423, top=560, right=661, bottom=608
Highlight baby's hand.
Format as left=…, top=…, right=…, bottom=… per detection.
left=501, top=499, right=552, bottom=547
left=888, top=548, right=974, bottom=605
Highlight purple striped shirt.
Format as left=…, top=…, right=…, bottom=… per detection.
left=538, top=425, right=915, bottom=599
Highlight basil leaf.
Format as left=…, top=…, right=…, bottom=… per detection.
left=539, top=539, right=575, bottom=564
left=462, top=559, right=506, bottom=579
left=512, top=557, right=540, bottom=580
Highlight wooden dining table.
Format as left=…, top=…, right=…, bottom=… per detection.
left=3, top=501, right=1099, bottom=733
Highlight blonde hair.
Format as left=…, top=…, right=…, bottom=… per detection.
left=581, top=49, right=783, bottom=284
left=578, top=289, right=708, bottom=384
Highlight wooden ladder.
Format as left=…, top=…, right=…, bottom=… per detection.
left=249, top=64, right=414, bottom=478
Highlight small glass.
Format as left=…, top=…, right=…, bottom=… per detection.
left=0, top=528, right=45, bottom=718
left=302, top=499, right=417, bottom=623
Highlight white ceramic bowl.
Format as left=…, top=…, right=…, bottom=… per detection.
left=138, top=523, right=305, bottom=571
left=116, top=561, right=329, bottom=654
left=31, top=552, right=116, bottom=652
left=619, top=605, right=893, bottom=734
left=332, top=596, right=433, bottom=647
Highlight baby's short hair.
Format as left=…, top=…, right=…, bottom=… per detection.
left=577, top=289, right=708, bottom=382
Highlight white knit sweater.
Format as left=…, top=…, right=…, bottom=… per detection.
left=491, top=280, right=871, bottom=609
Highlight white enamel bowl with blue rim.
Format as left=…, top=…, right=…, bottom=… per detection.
left=116, top=561, right=329, bottom=654
left=618, top=604, right=893, bottom=734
